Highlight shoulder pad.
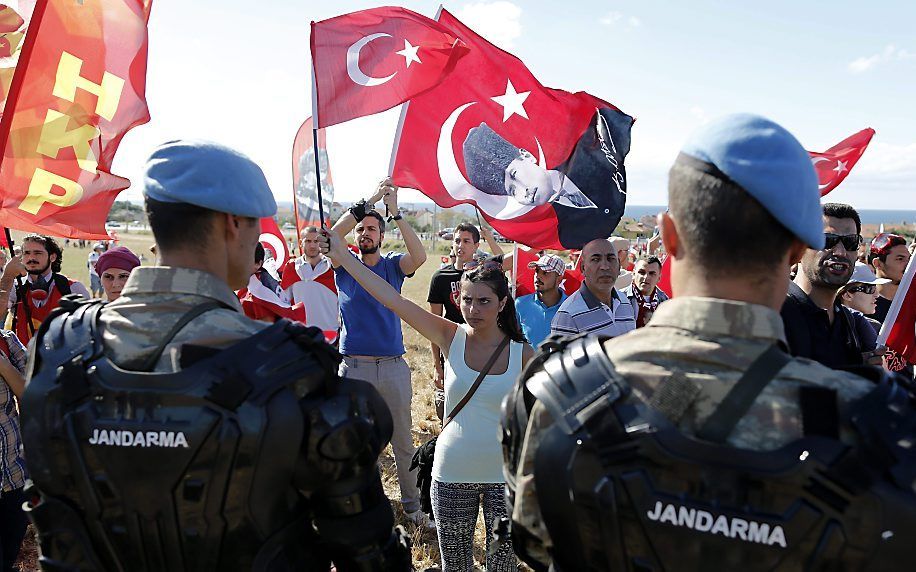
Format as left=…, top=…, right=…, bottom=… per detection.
left=526, top=334, right=629, bottom=435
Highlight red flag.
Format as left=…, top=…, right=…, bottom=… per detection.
left=657, top=255, right=673, bottom=298
left=810, top=128, right=875, bottom=196
left=878, top=256, right=916, bottom=371
left=292, top=117, right=334, bottom=237
left=0, top=0, right=151, bottom=239
left=390, top=9, right=633, bottom=251
left=238, top=273, right=307, bottom=324
left=259, top=217, right=289, bottom=277
left=311, top=6, right=469, bottom=128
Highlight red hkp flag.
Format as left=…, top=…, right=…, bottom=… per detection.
left=878, top=256, right=916, bottom=371
left=390, top=9, right=633, bottom=251
left=810, top=128, right=875, bottom=196
left=311, top=6, right=469, bottom=128
left=0, top=0, right=152, bottom=239
left=291, top=117, right=334, bottom=238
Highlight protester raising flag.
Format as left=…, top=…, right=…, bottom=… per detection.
left=292, top=117, right=334, bottom=237
left=311, top=6, right=469, bottom=128
left=0, top=0, right=151, bottom=239
left=810, top=127, right=875, bottom=196
left=878, top=255, right=916, bottom=372
left=390, top=9, right=633, bottom=251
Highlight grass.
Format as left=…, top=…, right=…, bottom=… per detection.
left=10, top=230, right=503, bottom=571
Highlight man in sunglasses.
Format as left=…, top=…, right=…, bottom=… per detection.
left=867, top=233, right=911, bottom=324
left=781, top=203, right=883, bottom=368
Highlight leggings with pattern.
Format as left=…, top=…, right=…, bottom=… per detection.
left=431, top=480, right=516, bottom=571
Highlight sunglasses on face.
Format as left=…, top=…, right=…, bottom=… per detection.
left=823, top=233, right=862, bottom=251
left=846, top=284, right=876, bottom=295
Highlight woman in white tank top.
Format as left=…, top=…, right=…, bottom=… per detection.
left=323, top=232, right=533, bottom=572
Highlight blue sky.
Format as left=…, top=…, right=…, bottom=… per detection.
left=111, top=0, right=916, bottom=209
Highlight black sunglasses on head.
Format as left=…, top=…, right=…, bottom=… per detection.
left=823, top=233, right=862, bottom=251
left=846, top=284, right=876, bottom=295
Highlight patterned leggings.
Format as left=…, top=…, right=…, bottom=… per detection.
left=431, top=480, right=516, bottom=572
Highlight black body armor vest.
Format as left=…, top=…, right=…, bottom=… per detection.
left=21, top=298, right=409, bottom=571
left=502, top=335, right=916, bottom=571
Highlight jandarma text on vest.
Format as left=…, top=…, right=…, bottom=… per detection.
left=88, top=428, right=189, bottom=448
left=646, top=501, right=787, bottom=548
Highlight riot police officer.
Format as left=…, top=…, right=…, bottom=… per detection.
left=21, top=141, right=410, bottom=571
left=502, top=115, right=916, bottom=570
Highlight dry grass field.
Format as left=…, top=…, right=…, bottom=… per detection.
left=10, top=229, right=506, bottom=571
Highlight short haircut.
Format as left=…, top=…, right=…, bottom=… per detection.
left=822, top=202, right=861, bottom=235
left=454, top=222, right=481, bottom=243
left=254, top=242, right=265, bottom=264
left=145, top=197, right=216, bottom=252
left=303, top=225, right=320, bottom=234
left=22, top=234, right=63, bottom=273
left=668, top=163, right=796, bottom=277
left=639, top=255, right=662, bottom=270
left=361, top=210, right=385, bottom=233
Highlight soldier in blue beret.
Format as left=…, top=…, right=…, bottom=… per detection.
left=21, top=141, right=410, bottom=570
left=503, top=114, right=916, bottom=570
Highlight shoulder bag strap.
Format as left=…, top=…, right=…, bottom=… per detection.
left=696, top=344, right=791, bottom=444
left=442, top=335, right=510, bottom=429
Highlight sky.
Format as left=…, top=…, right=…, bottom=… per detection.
left=108, top=0, right=916, bottom=210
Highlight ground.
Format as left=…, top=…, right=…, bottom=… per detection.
left=10, top=230, right=509, bottom=571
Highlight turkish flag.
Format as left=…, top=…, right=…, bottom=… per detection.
left=512, top=246, right=582, bottom=297
left=311, top=7, right=469, bottom=128
left=292, top=117, right=334, bottom=235
left=391, top=9, right=633, bottom=251
left=809, top=128, right=875, bottom=197
left=238, top=272, right=307, bottom=324
left=0, top=0, right=151, bottom=239
left=259, top=217, right=290, bottom=278
left=878, top=256, right=916, bottom=371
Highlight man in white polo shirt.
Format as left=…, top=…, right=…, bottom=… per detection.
left=551, top=237, right=636, bottom=338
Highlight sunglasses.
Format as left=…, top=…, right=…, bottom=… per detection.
left=823, top=233, right=862, bottom=251
left=463, top=259, right=503, bottom=272
left=846, top=284, right=876, bottom=295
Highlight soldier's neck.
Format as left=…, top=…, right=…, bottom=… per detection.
left=675, top=273, right=787, bottom=311
left=159, top=251, right=228, bottom=284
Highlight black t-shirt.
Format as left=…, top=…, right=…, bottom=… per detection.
left=781, top=282, right=867, bottom=369
left=868, top=295, right=892, bottom=324
left=428, top=266, right=465, bottom=324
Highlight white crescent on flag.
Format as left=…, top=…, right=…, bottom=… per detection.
left=347, top=33, right=397, bottom=86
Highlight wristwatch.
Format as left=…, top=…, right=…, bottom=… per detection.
left=387, top=211, right=403, bottom=222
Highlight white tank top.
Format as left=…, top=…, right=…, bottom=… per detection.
left=432, top=325, right=523, bottom=483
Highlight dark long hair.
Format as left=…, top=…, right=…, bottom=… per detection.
left=462, top=258, right=527, bottom=343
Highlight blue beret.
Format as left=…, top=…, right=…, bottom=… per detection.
left=679, top=114, right=823, bottom=249
left=463, top=123, right=521, bottom=196
left=143, top=140, right=277, bottom=218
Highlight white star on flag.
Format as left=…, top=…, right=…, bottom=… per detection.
left=491, top=79, right=531, bottom=122
left=833, top=160, right=848, bottom=174
left=395, top=39, right=422, bottom=68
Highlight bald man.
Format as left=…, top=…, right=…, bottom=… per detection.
left=550, top=237, right=637, bottom=338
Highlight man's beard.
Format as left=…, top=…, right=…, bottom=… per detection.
left=359, top=243, right=379, bottom=255
left=27, top=262, right=50, bottom=276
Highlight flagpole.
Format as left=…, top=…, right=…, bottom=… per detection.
left=511, top=242, right=518, bottom=298
left=877, top=253, right=916, bottom=347
left=310, top=57, right=326, bottom=229
left=4, top=228, right=31, bottom=336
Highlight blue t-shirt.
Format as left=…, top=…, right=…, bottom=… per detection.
left=336, top=252, right=408, bottom=356
left=515, top=290, right=567, bottom=348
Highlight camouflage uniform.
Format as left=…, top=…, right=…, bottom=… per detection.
left=510, top=296, right=874, bottom=563
left=100, top=266, right=268, bottom=372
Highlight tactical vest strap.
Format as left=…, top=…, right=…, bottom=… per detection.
left=696, top=345, right=790, bottom=443
left=137, top=300, right=230, bottom=371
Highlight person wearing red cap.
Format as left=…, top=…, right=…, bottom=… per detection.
left=94, top=246, right=141, bottom=302
left=867, top=233, right=911, bottom=324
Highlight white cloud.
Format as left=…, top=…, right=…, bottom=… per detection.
left=455, top=1, right=522, bottom=51
left=848, top=45, right=915, bottom=73
left=601, top=11, right=641, bottom=28
left=689, top=105, right=709, bottom=124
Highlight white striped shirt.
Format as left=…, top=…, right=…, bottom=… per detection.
left=550, top=283, right=637, bottom=339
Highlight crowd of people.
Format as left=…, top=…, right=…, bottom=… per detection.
left=1, top=113, right=915, bottom=572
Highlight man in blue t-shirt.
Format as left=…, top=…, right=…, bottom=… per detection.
left=330, top=178, right=431, bottom=527
left=516, top=254, right=568, bottom=348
